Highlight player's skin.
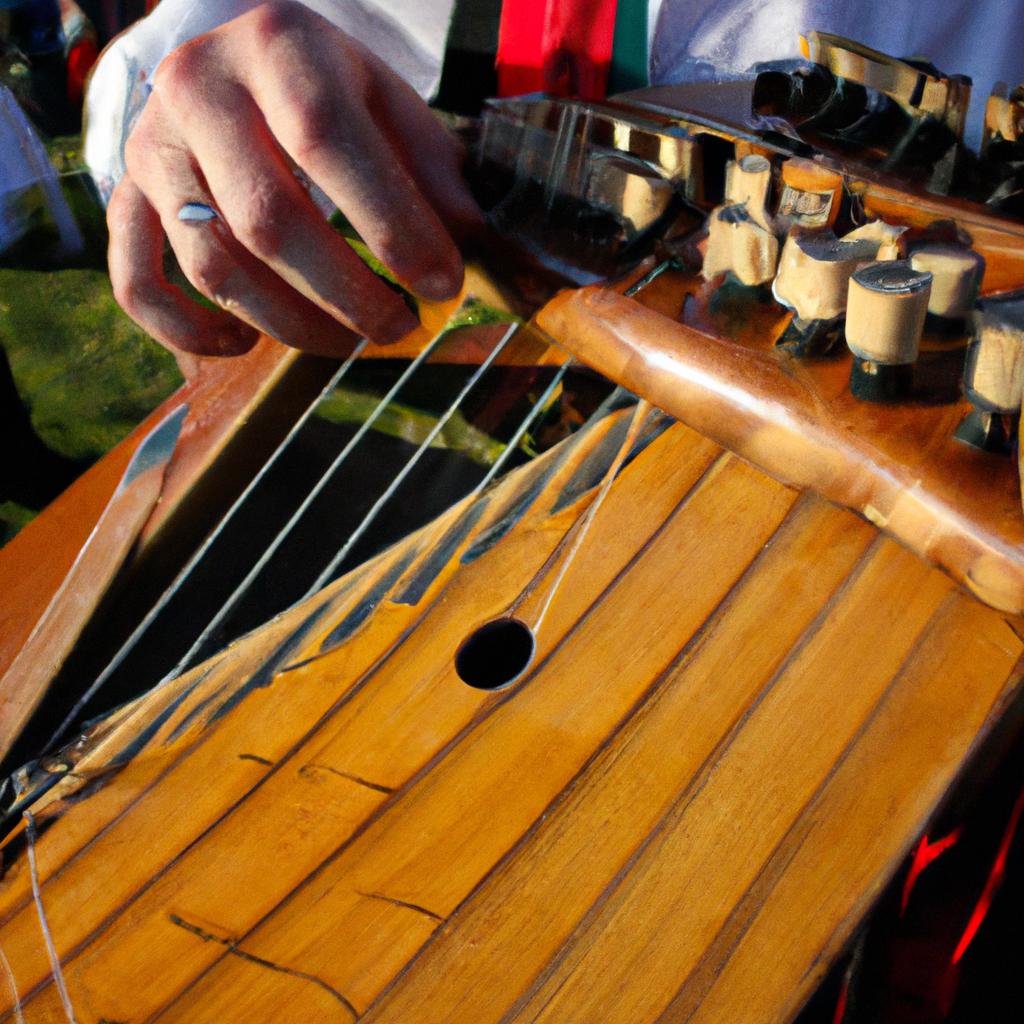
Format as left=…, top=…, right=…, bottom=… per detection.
left=107, top=0, right=482, bottom=363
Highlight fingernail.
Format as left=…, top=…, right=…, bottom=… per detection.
left=415, top=265, right=464, bottom=302
left=215, top=324, right=259, bottom=356
left=378, top=306, right=420, bottom=345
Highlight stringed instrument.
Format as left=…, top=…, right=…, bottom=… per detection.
left=1, top=34, right=1023, bottom=1022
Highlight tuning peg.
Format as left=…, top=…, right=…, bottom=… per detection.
left=956, top=298, right=1024, bottom=453
left=909, top=244, right=985, bottom=334
left=845, top=261, right=932, bottom=401
left=773, top=231, right=880, bottom=356
left=702, top=204, right=779, bottom=287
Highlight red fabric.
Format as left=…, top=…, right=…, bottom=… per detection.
left=900, top=827, right=963, bottom=915
left=497, top=0, right=620, bottom=100
left=66, top=38, right=98, bottom=105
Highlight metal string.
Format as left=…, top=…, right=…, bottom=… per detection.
left=528, top=398, right=653, bottom=636
left=164, top=327, right=453, bottom=680
left=302, top=354, right=572, bottom=612
left=304, top=323, right=519, bottom=596
left=43, top=261, right=673, bottom=751
left=1, top=341, right=570, bottom=828
left=42, top=319, right=543, bottom=751
left=0, top=939, right=24, bottom=1024
left=305, top=354, right=576, bottom=613
left=43, top=340, right=369, bottom=753
left=475, top=359, right=571, bottom=491
left=25, top=813, right=78, bottom=1023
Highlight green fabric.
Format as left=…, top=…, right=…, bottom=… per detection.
left=608, top=0, right=649, bottom=94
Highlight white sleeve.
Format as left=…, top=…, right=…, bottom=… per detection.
left=83, top=0, right=457, bottom=201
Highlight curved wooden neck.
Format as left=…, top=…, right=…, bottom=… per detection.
left=537, top=277, right=1024, bottom=617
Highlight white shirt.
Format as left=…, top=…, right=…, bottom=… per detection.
left=84, top=0, right=1024, bottom=197
left=650, top=0, right=1024, bottom=145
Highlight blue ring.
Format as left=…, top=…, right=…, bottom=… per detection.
left=178, top=202, right=219, bottom=224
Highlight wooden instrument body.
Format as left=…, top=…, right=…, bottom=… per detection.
left=0, top=406, right=1020, bottom=1023
left=2, top=82, right=1024, bottom=1022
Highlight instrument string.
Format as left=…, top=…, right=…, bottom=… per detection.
left=165, top=326, right=454, bottom=679
left=0, top=940, right=24, bottom=1024
left=504, top=396, right=655, bottom=637
left=0, top=343, right=570, bottom=826
left=40, top=316, right=550, bottom=757
left=304, top=323, right=519, bottom=596
left=24, top=813, right=78, bottom=1024
left=40, top=262, right=672, bottom=755
left=529, top=398, right=653, bottom=635
left=475, top=360, right=571, bottom=492
left=306, top=357, right=574, bottom=624
left=43, top=341, right=370, bottom=753
left=483, top=268, right=670, bottom=636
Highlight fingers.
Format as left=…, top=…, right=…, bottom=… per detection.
left=234, top=6, right=465, bottom=301
left=107, top=176, right=259, bottom=357
left=149, top=72, right=417, bottom=343
left=359, top=43, right=484, bottom=246
left=110, top=2, right=478, bottom=361
left=124, top=93, right=414, bottom=355
left=165, top=204, right=379, bottom=358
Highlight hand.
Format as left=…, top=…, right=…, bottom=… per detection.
left=107, top=1, right=481, bottom=359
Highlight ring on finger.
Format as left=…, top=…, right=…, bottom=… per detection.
left=178, top=202, right=220, bottom=225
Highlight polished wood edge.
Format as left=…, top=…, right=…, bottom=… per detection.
left=537, top=286, right=1024, bottom=615
left=0, top=339, right=298, bottom=714
left=0, top=437, right=172, bottom=761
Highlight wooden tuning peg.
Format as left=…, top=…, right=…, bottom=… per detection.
left=702, top=204, right=779, bottom=287
left=724, top=154, right=773, bottom=229
left=956, top=298, right=1024, bottom=453
left=909, top=244, right=985, bottom=334
left=982, top=82, right=1024, bottom=154
left=776, top=157, right=843, bottom=231
left=773, top=231, right=879, bottom=356
left=845, top=261, right=932, bottom=401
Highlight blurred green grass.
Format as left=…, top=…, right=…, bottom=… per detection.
left=0, top=150, right=518, bottom=545
left=0, top=257, right=182, bottom=542
left=0, top=265, right=181, bottom=460
left=0, top=142, right=183, bottom=542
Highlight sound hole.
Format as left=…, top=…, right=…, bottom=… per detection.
left=455, top=619, right=535, bottom=690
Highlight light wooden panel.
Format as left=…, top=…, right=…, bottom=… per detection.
left=0, top=416, right=1019, bottom=1024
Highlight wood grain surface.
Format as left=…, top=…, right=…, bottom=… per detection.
left=537, top=276, right=1024, bottom=617
left=0, top=337, right=297, bottom=684
left=0, top=406, right=1019, bottom=1023
left=0, top=269, right=538, bottom=764
left=0, top=406, right=183, bottom=760
left=5, top=86, right=1024, bottom=1024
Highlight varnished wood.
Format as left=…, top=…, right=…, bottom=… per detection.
left=0, top=413, right=720, bottom=1014
left=909, top=245, right=984, bottom=320
left=0, top=408, right=182, bottom=760
left=0, top=268, right=539, bottom=762
left=537, top=279, right=1024, bottom=615
left=0, top=337, right=297, bottom=684
left=4, top=80, right=1024, bottom=1024
left=966, top=301, right=1024, bottom=413
left=0, top=415, right=1018, bottom=1023
left=844, top=261, right=931, bottom=364
left=624, top=81, right=1024, bottom=292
